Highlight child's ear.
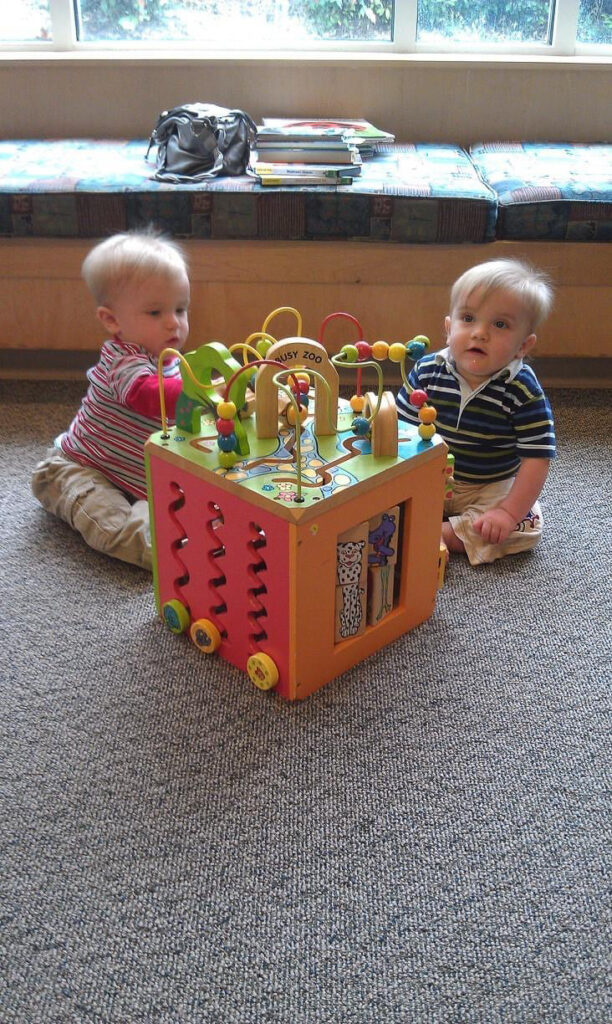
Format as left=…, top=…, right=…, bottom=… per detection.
left=444, top=315, right=451, bottom=336
left=96, top=305, right=120, bottom=337
left=520, top=333, right=537, bottom=358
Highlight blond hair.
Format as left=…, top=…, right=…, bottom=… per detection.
left=82, top=229, right=188, bottom=306
left=450, top=258, right=554, bottom=329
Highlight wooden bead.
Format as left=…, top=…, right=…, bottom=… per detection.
left=388, top=342, right=407, bottom=363
left=216, top=417, right=236, bottom=435
left=217, top=400, right=237, bottom=419
left=371, top=340, right=389, bottom=360
left=218, top=450, right=239, bottom=468
left=218, top=432, right=238, bottom=452
left=341, top=344, right=359, bottom=363
left=418, top=405, right=437, bottom=424
left=355, top=340, right=372, bottom=360
left=352, top=416, right=370, bottom=436
left=286, top=403, right=308, bottom=426
left=409, top=389, right=428, bottom=408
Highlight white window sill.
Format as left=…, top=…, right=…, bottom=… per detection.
left=0, top=50, right=610, bottom=69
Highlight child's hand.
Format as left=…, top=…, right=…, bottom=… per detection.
left=472, top=507, right=516, bottom=545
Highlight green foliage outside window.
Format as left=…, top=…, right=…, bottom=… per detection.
left=291, top=0, right=392, bottom=40
left=77, top=0, right=612, bottom=44
left=578, top=0, right=612, bottom=44
left=79, top=0, right=168, bottom=37
left=418, top=0, right=550, bottom=41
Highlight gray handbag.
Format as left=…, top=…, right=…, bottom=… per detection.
left=146, top=103, right=257, bottom=182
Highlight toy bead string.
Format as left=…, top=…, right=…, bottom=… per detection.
left=331, top=353, right=384, bottom=427
left=330, top=334, right=435, bottom=439
left=157, top=347, right=219, bottom=437
left=216, top=358, right=301, bottom=473
left=262, top=306, right=303, bottom=338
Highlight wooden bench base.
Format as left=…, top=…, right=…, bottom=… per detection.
left=1, top=238, right=610, bottom=365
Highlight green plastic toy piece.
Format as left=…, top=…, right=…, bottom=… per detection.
left=175, top=341, right=251, bottom=456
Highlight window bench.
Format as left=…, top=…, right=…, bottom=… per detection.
left=1, top=139, right=610, bottom=382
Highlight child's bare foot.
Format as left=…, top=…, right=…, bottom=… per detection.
left=442, top=520, right=466, bottom=554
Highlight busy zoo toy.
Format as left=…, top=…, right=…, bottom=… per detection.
left=145, top=307, right=451, bottom=700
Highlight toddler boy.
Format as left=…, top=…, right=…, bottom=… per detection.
left=32, top=229, right=190, bottom=570
left=397, top=258, right=556, bottom=565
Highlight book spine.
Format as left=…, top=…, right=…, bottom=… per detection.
left=255, top=164, right=349, bottom=177
left=257, top=176, right=354, bottom=186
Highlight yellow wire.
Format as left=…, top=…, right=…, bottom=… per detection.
left=231, top=333, right=278, bottom=366
left=157, top=347, right=219, bottom=436
left=262, top=307, right=302, bottom=338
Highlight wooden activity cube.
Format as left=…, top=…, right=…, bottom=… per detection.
left=145, top=336, right=448, bottom=700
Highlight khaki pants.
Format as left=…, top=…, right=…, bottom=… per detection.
left=446, top=477, right=543, bottom=566
left=31, top=447, right=152, bottom=570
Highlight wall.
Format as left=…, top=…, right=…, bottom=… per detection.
left=1, top=54, right=610, bottom=374
left=0, top=54, right=610, bottom=143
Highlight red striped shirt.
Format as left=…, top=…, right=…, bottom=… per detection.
left=60, top=338, right=182, bottom=499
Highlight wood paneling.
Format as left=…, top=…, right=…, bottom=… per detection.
left=1, top=238, right=610, bottom=358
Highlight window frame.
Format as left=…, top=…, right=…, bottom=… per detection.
left=1, top=0, right=610, bottom=55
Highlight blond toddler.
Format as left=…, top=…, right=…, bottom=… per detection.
left=397, top=258, right=556, bottom=565
left=32, top=229, right=190, bottom=570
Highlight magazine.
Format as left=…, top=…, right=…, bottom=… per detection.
left=261, top=117, right=395, bottom=148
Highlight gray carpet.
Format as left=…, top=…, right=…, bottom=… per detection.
left=1, top=381, right=610, bottom=1024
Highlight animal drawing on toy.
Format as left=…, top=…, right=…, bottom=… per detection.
left=366, top=507, right=400, bottom=625
left=336, top=540, right=366, bottom=638
left=368, top=512, right=397, bottom=566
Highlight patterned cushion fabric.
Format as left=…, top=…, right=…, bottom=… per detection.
left=469, top=142, right=612, bottom=241
left=0, top=139, right=497, bottom=243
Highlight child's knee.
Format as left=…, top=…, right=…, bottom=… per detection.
left=73, top=491, right=151, bottom=569
left=31, top=450, right=93, bottom=524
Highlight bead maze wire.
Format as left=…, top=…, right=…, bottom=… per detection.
left=263, top=306, right=303, bottom=339
left=233, top=332, right=278, bottom=365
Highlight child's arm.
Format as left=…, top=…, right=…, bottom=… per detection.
left=124, top=373, right=183, bottom=420
left=473, top=458, right=550, bottom=545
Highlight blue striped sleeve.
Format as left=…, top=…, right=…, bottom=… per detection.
left=510, top=371, right=556, bottom=459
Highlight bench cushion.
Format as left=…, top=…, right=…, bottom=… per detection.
left=0, top=139, right=496, bottom=243
left=469, top=141, right=612, bottom=241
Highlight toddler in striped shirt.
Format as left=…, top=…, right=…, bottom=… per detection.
left=31, top=229, right=190, bottom=570
left=397, top=258, right=556, bottom=566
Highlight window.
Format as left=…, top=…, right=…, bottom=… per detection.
left=2, top=0, right=611, bottom=51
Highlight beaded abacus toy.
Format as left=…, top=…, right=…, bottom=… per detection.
left=145, top=308, right=450, bottom=700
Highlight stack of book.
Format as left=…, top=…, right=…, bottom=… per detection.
left=253, top=117, right=394, bottom=186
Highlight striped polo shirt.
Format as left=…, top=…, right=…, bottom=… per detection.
left=396, top=348, right=556, bottom=483
left=59, top=338, right=181, bottom=499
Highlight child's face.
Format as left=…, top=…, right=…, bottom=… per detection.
left=98, top=271, right=190, bottom=358
left=445, top=286, right=536, bottom=390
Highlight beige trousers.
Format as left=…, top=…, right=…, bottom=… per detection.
left=31, top=447, right=152, bottom=570
left=446, top=477, right=543, bottom=566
